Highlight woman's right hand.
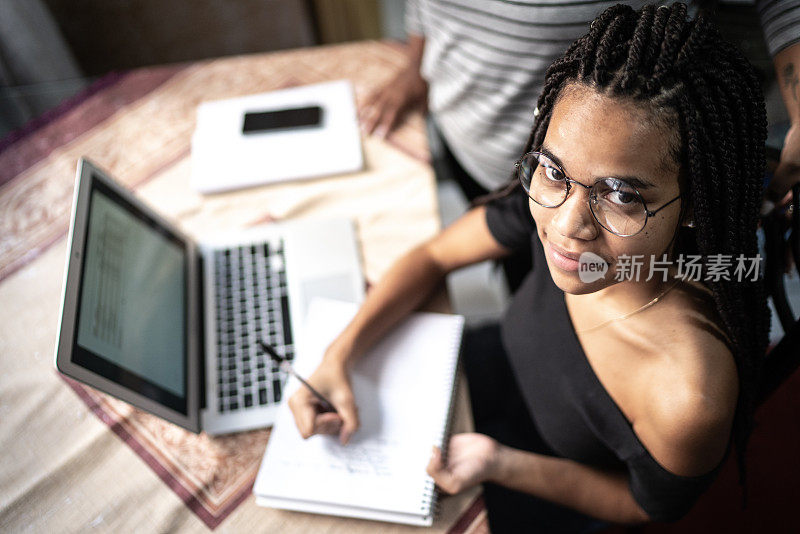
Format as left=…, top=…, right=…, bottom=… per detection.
left=287, top=353, right=360, bottom=445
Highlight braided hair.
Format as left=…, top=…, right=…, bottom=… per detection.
left=497, top=2, right=769, bottom=502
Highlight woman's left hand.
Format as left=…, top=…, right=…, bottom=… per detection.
left=426, top=433, right=502, bottom=494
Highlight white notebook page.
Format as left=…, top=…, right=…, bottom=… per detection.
left=254, top=298, right=463, bottom=517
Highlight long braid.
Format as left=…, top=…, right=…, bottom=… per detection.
left=617, top=5, right=656, bottom=92
left=500, top=2, right=770, bottom=506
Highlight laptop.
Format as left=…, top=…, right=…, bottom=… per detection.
left=55, top=158, right=365, bottom=434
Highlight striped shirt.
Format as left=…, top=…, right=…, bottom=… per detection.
left=759, top=0, right=800, bottom=56
left=406, top=0, right=800, bottom=190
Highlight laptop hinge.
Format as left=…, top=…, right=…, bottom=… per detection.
left=197, top=251, right=207, bottom=411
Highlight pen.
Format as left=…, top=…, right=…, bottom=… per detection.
left=257, top=340, right=337, bottom=413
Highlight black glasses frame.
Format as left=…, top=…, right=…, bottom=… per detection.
left=515, top=151, right=682, bottom=237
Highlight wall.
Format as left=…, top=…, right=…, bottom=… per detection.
left=44, top=0, right=316, bottom=75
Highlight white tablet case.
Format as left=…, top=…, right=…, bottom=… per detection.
left=191, top=80, right=364, bottom=193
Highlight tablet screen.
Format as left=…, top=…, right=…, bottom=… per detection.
left=73, top=177, right=189, bottom=414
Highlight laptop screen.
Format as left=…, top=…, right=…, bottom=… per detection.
left=72, top=176, right=189, bottom=414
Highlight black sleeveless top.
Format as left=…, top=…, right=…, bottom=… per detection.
left=485, top=187, right=728, bottom=522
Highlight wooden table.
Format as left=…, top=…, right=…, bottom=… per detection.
left=0, top=41, right=486, bottom=533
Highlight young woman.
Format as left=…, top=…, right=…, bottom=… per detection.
left=288, top=4, right=770, bottom=531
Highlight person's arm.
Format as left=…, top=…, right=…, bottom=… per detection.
left=288, top=206, right=512, bottom=443
left=359, top=33, right=427, bottom=138
left=766, top=38, right=800, bottom=207
left=325, top=206, right=508, bottom=367
left=493, top=446, right=650, bottom=523
left=426, top=434, right=649, bottom=524
left=426, top=411, right=724, bottom=524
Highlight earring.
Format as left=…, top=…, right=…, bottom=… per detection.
left=685, top=219, right=695, bottom=228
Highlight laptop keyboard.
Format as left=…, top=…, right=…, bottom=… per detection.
left=213, top=242, right=293, bottom=413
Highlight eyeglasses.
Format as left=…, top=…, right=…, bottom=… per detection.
left=515, top=151, right=682, bottom=237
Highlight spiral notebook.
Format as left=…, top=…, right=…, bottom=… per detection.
left=253, top=298, right=464, bottom=526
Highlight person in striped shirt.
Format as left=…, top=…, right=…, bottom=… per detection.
left=361, top=1, right=800, bottom=212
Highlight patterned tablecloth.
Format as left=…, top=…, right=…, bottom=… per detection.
left=0, top=41, right=487, bottom=533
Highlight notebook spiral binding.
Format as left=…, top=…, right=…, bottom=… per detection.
left=420, top=321, right=465, bottom=520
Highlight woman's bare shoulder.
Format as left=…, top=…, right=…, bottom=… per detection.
left=631, top=279, right=738, bottom=476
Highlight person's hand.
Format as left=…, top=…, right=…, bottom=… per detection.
left=765, top=124, right=800, bottom=214
left=762, top=126, right=800, bottom=273
left=426, top=433, right=502, bottom=494
left=359, top=65, right=428, bottom=139
left=287, top=355, right=359, bottom=445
